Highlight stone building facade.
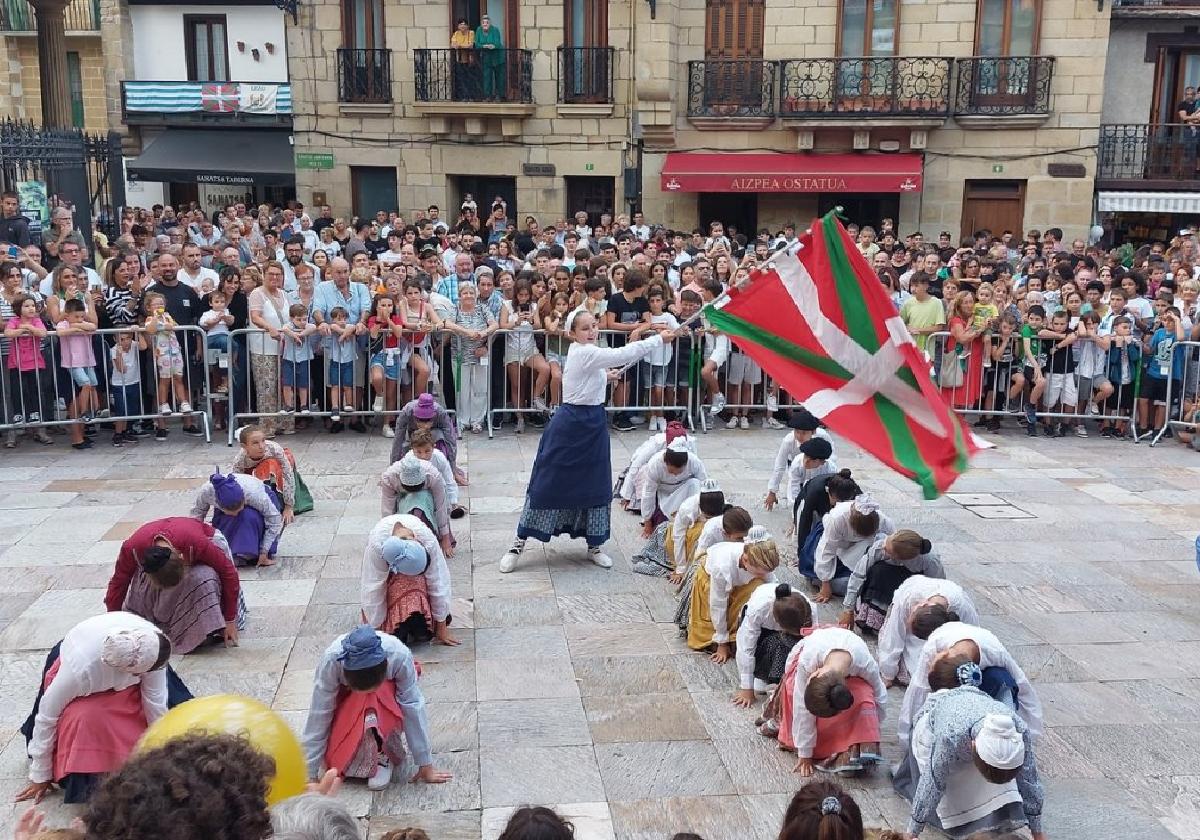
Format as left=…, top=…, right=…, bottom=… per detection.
left=289, top=0, right=1111, bottom=240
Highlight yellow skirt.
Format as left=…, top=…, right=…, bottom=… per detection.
left=664, top=517, right=706, bottom=570
left=686, top=558, right=765, bottom=650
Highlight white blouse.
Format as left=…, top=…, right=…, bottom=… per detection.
left=690, top=516, right=727, bottom=572
left=27, top=612, right=168, bottom=783
left=877, top=577, right=978, bottom=684
left=562, top=336, right=663, bottom=406
left=814, top=500, right=895, bottom=583
left=705, top=541, right=775, bottom=645
left=790, top=627, right=888, bottom=759
left=619, top=431, right=697, bottom=503
left=639, top=451, right=709, bottom=520
left=735, top=584, right=817, bottom=690
left=361, top=514, right=452, bottom=629
left=769, top=428, right=836, bottom=499
left=379, top=459, right=451, bottom=535
left=899, top=622, right=1042, bottom=742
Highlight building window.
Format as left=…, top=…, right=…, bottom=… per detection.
left=565, top=0, right=606, bottom=48
left=450, top=0, right=520, bottom=49
left=1153, top=49, right=1200, bottom=124
left=66, top=51, right=85, bottom=129
left=975, top=0, right=1040, bottom=56
left=343, top=0, right=384, bottom=50
left=838, top=0, right=897, bottom=57
left=184, top=15, right=229, bottom=81
left=704, top=0, right=764, bottom=62
left=350, top=166, right=398, bottom=221
left=565, top=176, right=614, bottom=227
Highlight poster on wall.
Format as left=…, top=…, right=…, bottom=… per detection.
left=17, top=180, right=48, bottom=224
left=199, top=183, right=253, bottom=219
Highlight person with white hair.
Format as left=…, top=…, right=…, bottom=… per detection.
left=18, top=612, right=191, bottom=803
left=897, top=668, right=1046, bottom=840
left=271, top=793, right=358, bottom=840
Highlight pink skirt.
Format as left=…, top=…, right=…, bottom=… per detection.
left=326, top=681, right=405, bottom=779
left=778, top=662, right=880, bottom=759
left=45, top=660, right=147, bottom=781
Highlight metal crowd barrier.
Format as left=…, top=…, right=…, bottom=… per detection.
left=698, top=331, right=792, bottom=432
left=0, top=324, right=212, bottom=443
left=482, top=328, right=698, bottom=438
left=927, top=330, right=1141, bottom=434
left=1148, top=339, right=1200, bottom=447
left=224, top=326, right=443, bottom=445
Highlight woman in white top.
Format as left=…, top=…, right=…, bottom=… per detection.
left=686, top=526, right=779, bottom=660
left=877, top=576, right=978, bottom=687
left=18, top=611, right=188, bottom=804
left=361, top=513, right=456, bottom=647
left=899, top=622, right=1043, bottom=743
left=247, top=260, right=293, bottom=436
left=733, top=582, right=815, bottom=707
left=500, top=311, right=672, bottom=573
left=775, top=626, right=888, bottom=777
left=814, top=494, right=895, bottom=603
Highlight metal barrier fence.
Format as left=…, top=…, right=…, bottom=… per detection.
left=0, top=324, right=211, bottom=444
left=927, top=330, right=1142, bottom=437
left=1148, top=339, right=1200, bottom=447
left=224, top=326, right=444, bottom=445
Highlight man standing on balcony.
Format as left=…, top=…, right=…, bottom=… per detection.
left=475, top=15, right=504, bottom=101
left=1178, top=86, right=1200, bottom=171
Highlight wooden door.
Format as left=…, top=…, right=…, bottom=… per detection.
left=960, top=180, right=1025, bottom=242
left=704, top=0, right=765, bottom=106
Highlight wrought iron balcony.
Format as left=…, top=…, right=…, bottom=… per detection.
left=120, top=80, right=292, bottom=126
left=558, top=46, right=615, bottom=105
left=1, top=0, right=100, bottom=32
left=414, top=48, right=533, bottom=104
left=953, top=56, right=1054, bottom=117
left=1098, top=124, right=1200, bottom=187
left=687, top=60, right=778, bottom=120
left=1112, top=0, right=1200, bottom=14
left=779, top=57, right=950, bottom=118
left=337, top=48, right=393, bottom=104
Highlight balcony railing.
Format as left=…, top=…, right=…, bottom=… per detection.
left=1, top=0, right=100, bottom=31
left=1098, top=124, right=1200, bottom=185
left=1112, top=0, right=1200, bottom=8
left=120, top=80, right=292, bottom=125
left=414, top=48, right=533, bottom=104
left=779, top=57, right=950, bottom=118
left=687, top=60, right=778, bottom=119
left=337, top=48, right=393, bottom=104
left=953, top=56, right=1054, bottom=117
left=557, top=46, right=615, bottom=105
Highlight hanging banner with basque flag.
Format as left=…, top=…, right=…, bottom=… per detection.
left=705, top=211, right=980, bottom=499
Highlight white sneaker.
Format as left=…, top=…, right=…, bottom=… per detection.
left=532, top=396, right=549, bottom=413
left=367, top=755, right=393, bottom=791
left=1075, top=425, right=1088, bottom=438
left=372, top=396, right=384, bottom=413
left=590, top=550, right=614, bottom=569
left=1086, top=402, right=1099, bottom=417
left=725, top=416, right=739, bottom=429
left=382, top=424, right=395, bottom=438
left=767, top=393, right=779, bottom=412
left=499, top=549, right=519, bottom=573
left=179, top=401, right=193, bottom=414
left=343, top=405, right=355, bottom=413
left=711, top=393, right=726, bottom=413
left=159, top=403, right=172, bottom=416
left=763, top=416, right=785, bottom=429
left=739, top=416, right=750, bottom=430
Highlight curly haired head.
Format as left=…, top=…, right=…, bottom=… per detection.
left=83, top=732, right=274, bottom=840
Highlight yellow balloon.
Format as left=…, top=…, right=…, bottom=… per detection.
left=138, top=694, right=306, bottom=805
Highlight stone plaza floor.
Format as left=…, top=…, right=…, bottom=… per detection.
left=0, top=423, right=1198, bottom=839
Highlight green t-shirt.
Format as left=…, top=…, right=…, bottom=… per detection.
left=900, top=296, right=946, bottom=352
left=1019, top=324, right=1047, bottom=367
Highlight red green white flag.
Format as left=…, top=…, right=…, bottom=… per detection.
left=705, top=211, right=980, bottom=499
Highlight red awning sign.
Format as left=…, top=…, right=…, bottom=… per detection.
left=660, top=152, right=924, bottom=194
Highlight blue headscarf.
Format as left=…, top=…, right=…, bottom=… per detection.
left=337, top=625, right=387, bottom=671
left=382, top=536, right=429, bottom=576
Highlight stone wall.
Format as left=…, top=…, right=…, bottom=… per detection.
left=289, top=0, right=634, bottom=220
left=10, top=35, right=109, bottom=133
left=0, top=37, right=29, bottom=122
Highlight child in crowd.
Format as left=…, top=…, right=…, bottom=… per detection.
left=368, top=294, right=405, bottom=436
left=55, top=298, right=99, bottom=424
left=144, top=291, right=192, bottom=416
left=280, top=303, right=316, bottom=416
left=198, top=289, right=234, bottom=395
left=1139, top=304, right=1186, bottom=439
left=3, top=293, right=52, bottom=446
left=109, top=330, right=148, bottom=447
left=1018, top=305, right=1049, bottom=436
left=1039, top=310, right=1078, bottom=437
left=1074, top=311, right=1112, bottom=438
left=1101, top=315, right=1140, bottom=438
left=541, top=292, right=572, bottom=410
left=642, top=287, right=680, bottom=432
left=326, top=306, right=358, bottom=423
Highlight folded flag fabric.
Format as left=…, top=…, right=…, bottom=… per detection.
left=705, top=211, right=979, bottom=499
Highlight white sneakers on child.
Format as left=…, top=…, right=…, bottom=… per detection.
left=372, top=396, right=384, bottom=413
left=367, top=755, right=393, bottom=791
left=179, top=401, right=193, bottom=414
left=590, top=550, right=613, bottom=569
left=532, top=396, right=549, bottom=413
left=159, top=403, right=172, bottom=416
left=499, top=549, right=520, bottom=573
left=711, top=393, right=727, bottom=414
left=766, top=393, right=779, bottom=413
left=382, top=424, right=395, bottom=438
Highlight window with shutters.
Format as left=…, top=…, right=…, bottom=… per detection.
left=971, top=0, right=1042, bottom=105
left=703, top=0, right=765, bottom=106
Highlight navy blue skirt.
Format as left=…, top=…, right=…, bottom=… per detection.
left=518, top=403, right=612, bottom=547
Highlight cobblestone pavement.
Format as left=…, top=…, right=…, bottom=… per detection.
left=0, top=424, right=1197, bottom=840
